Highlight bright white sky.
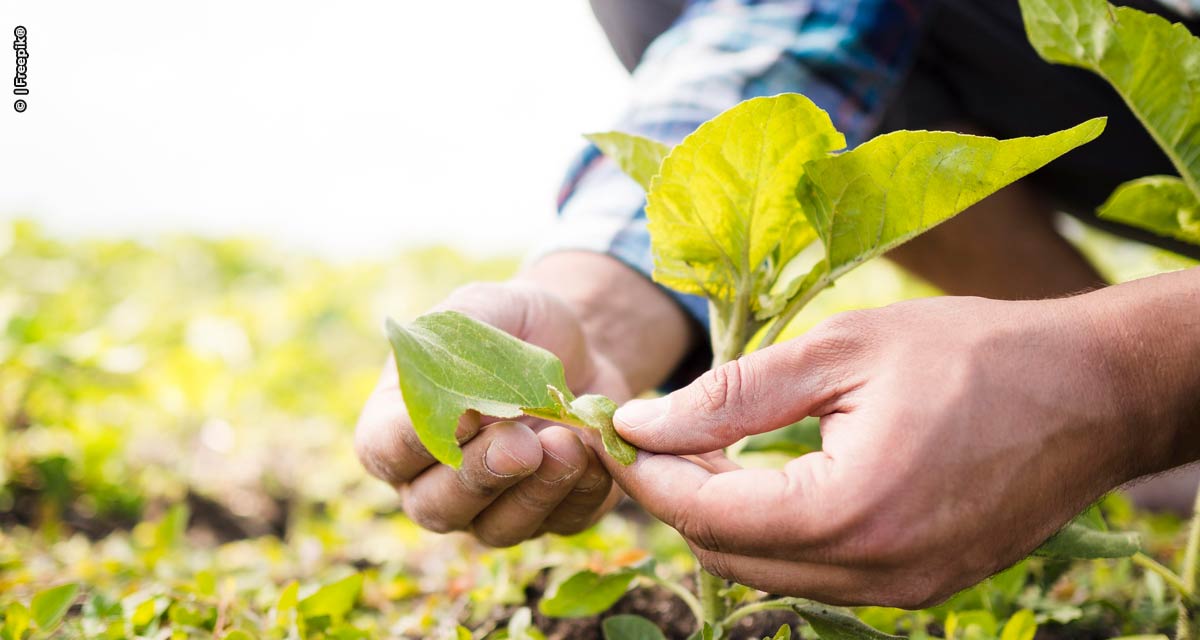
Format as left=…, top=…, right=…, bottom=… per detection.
left=0, top=2, right=631, bottom=258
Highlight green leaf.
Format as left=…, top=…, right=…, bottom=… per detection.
left=999, top=610, right=1038, bottom=640
left=797, top=119, right=1107, bottom=283
left=686, top=623, right=717, bottom=640
left=1034, top=519, right=1141, bottom=559
left=298, top=574, right=362, bottom=622
left=3, top=602, right=29, bottom=640
left=274, top=580, right=299, bottom=628
left=458, top=626, right=473, bottom=640
left=645, top=94, right=844, bottom=304
left=566, top=394, right=636, bottom=465
left=1099, top=176, right=1200, bottom=245
left=793, top=602, right=902, bottom=640
left=538, top=569, right=637, bottom=618
left=945, top=610, right=998, bottom=640
left=387, top=311, right=636, bottom=467
left=767, top=625, right=793, bottom=640
left=1019, top=0, right=1200, bottom=197
left=30, top=583, right=78, bottom=631
left=224, top=631, right=257, bottom=640
left=586, top=132, right=672, bottom=192
left=602, top=614, right=666, bottom=640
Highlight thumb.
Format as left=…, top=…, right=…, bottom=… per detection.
left=613, top=340, right=841, bottom=454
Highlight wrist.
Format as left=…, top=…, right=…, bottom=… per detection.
left=1073, top=267, right=1200, bottom=478
left=517, top=251, right=695, bottom=394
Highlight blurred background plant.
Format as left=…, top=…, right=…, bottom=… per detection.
left=1, top=216, right=1197, bottom=638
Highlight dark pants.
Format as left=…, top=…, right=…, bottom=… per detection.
left=590, top=0, right=1200, bottom=260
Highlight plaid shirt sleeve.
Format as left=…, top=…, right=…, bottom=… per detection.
left=534, top=0, right=933, bottom=333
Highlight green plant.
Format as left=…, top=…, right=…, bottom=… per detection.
left=388, top=93, right=1118, bottom=638
left=1019, top=0, right=1200, bottom=636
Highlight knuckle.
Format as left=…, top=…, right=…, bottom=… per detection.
left=695, top=549, right=734, bottom=582
left=695, top=359, right=745, bottom=416
left=402, top=499, right=456, bottom=534
left=472, top=526, right=523, bottom=549
left=674, top=503, right=724, bottom=553
left=354, top=420, right=407, bottom=486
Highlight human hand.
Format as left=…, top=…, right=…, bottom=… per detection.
left=355, top=280, right=630, bottom=547
left=605, top=294, right=1163, bottom=608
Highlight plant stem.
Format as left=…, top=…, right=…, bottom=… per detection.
left=694, top=294, right=755, bottom=626
left=1131, top=552, right=1195, bottom=605
left=698, top=566, right=729, bottom=626
left=642, top=574, right=706, bottom=628
left=758, top=277, right=830, bottom=348
left=1177, top=484, right=1200, bottom=639
left=721, top=597, right=806, bottom=628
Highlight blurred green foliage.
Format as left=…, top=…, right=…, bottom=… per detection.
left=0, top=218, right=1195, bottom=638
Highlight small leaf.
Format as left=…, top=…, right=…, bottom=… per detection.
left=1034, top=520, right=1141, bottom=559
left=767, top=625, right=792, bottom=640
left=298, top=574, right=362, bottom=622
left=567, top=395, right=636, bottom=465
left=274, top=580, right=299, bottom=628
left=793, top=602, right=902, bottom=640
left=388, top=311, right=570, bottom=467
left=538, top=569, right=637, bottom=618
left=686, top=623, right=717, bottom=640
left=798, top=119, right=1106, bottom=284
left=3, top=602, right=29, bottom=640
left=586, top=132, right=672, bottom=192
left=457, top=626, right=473, bottom=640
left=223, top=631, right=257, bottom=640
left=999, top=610, right=1038, bottom=640
left=1020, top=0, right=1200, bottom=197
left=31, top=583, right=79, bottom=631
left=1099, top=176, right=1200, bottom=246
left=388, top=311, right=636, bottom=467
left=602, top=614, right=666, bottom=640
left=645, top=94, right=844, bottom=303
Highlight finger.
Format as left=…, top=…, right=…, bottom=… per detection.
left=355, top=373, right=483, bottom=486
left=613, top=335, right=853, bottom=454
left=470, top=427, right=588, bottom=547
left=402, top=421, right=542, bottom=533
left=687, top=545, right=905, bottom=608
left=604, top=449, right=842, bottom=559
left=540, top=443, right=618, bottom=536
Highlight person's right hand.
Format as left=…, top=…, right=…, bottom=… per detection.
left=354, top=280, right=631, bottom=547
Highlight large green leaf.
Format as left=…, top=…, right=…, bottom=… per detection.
left=586, top=132, right=672, bottom=193
left=793, top=602, right=903, bottom=640
left=645, top=94, right=845, bottom=303
left=30, top=583, right=78, bottom=631
left=387, top=311, right=635, bottom=468
left=1019, top=0, right=1200, bottom=196
left=538, top=569, right=638, bottom=618
left=602, top=614, right=667, bottom=640
left=798, top=119, right=1106, bottom=281
left=1099, top=175, right=1200, bottom=245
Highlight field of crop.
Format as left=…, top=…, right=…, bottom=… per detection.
left=0, top=218, right=1196, bottom=639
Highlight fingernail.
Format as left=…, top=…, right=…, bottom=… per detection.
left=485, top=440, right=531, bottom=477
left=535, top=449, right=578, bottom=483
left=614, top=397, right=668, bottom=431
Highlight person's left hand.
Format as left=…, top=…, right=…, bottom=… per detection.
left=603, top=294, right=1165, bottom=609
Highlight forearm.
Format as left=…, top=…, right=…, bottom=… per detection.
left=518, top=251, right=694, bottom=394
left=1081, top=266, right=1200, bottom=477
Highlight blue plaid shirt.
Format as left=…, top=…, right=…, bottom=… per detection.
left=540, top=0, right=1200, bottom=329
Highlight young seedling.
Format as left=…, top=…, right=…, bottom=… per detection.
left=1020, top=0, right=1200, bottom=635
left=389, top=92, right=1110, bottom=638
